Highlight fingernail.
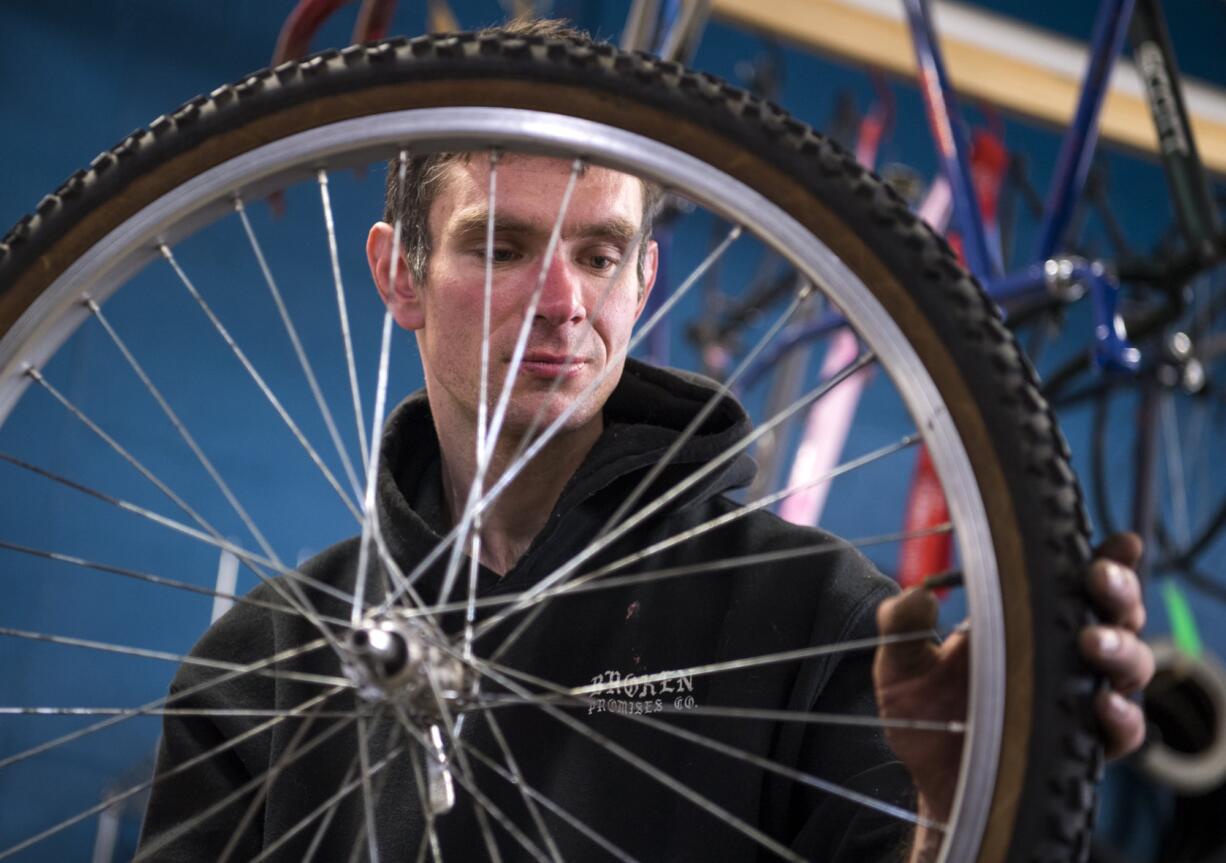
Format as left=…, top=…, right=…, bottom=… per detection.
left=1108, top=691, right=1130, bottom=718
left=1103, top=561, right=1127, bottom=595
left=1097, top=628, right=1121, bottom=654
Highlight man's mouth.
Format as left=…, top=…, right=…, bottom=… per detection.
left=515, top=351, right=587, bottom=378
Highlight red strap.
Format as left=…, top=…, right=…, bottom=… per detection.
left=854, top=73, right=896, bottom=169
left=897, top=445, right=952, bottom=590
left=970, top=127, right=1008, bottom=228
left=897, top=129, right=1010, bottom=589
left=943, top=124, right=1009, bottom=260
left=274, top=0, right=356, bottom=64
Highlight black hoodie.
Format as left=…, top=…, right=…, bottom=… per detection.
left=140, top=360, right=913, bottom=861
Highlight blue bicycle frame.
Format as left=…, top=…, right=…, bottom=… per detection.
left=903, top=0, right=1144, bottom=371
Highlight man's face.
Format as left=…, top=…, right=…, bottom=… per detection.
left=380, top=155, right=656, bottom=442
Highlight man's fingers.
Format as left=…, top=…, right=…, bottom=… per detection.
left=875, top=588, right=939, bottom=680
left=1079, top=626, right=1155, bottom=695
left=1095, top=689, right=1147, bottom=760
left=1083, top=535, right=1152, bottom=762
left=1093, top=531, right=1144, bottom=569
left=877, top=587, right=938, bottom=634
left=1087, top=558, right=1146, bottom=631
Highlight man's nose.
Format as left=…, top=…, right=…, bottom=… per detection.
left=533, top=254, right=587, bottom=326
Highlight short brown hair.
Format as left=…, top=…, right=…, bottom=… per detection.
left=382, top=19, right=663, bottom=293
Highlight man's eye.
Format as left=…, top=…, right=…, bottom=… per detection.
left=588, top=254, right=619, bottom=271
left=488, top=247, right=518, bottom=263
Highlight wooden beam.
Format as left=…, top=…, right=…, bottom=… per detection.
left=711, top=0, right=1226, bottom=176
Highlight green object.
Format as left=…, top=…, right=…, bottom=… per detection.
left=1162, top=578, right=1203, bottom=659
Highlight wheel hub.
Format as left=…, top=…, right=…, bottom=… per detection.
left=344, top=615, right=473, bottom=716
left=344, top=615, right=471, bottom=815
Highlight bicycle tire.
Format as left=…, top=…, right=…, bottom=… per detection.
left=0, top=31, right=1098, bottom=863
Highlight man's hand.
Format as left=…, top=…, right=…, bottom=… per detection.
left=872, top=532, right=1155, bottom=858
left=1080, top=532, right=1152, bottom=758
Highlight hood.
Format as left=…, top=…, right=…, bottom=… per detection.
left=373, top=358, right=756, bottom=598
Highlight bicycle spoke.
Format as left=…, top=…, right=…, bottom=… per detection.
left=346, top=714, right=402, bottom=863
left=464, top=149, right=501, bottom=662
left=489, top=628, right=941, bottom=700
left=375, top=224, right=744, bottom=616
left=481, top=427, right=915, bottom=655
left=416, top=671, right=506, bottom=863
left=26, top=367, right=221, bottom=546
left=0, top=451, right=356, bottom=608
left=225, top=706, right=335, bottom=863
left=355, top=715, right=383, bottom=863
left=436, top=158, right=585, bottom=616
left=390, top=704, right=549, bottom=863
left=503, top=213, right=652, bottom=466
left=0, top=638, right=328, bottom=772
left=387, top=524, right=949, bottom=625
left=465, top=698, right=964, bottom=733
left=454, top=732, right=638, bottom=863
left=257, top=711, right=394, bottom=863
left=216, top=693, right=358, bottom=863
left=579, top=433, right=921, bottom=583
left=646, top=702, right=963, bottom=733
left=460, top=350, right=874, bottom=641
left=86, top=299, right=281, bottom=564
left=0, top=446, right=358, bottom=667
left=621, top=695, right=937, bottom=830
left=463, top=531, right=485, bottom=662
left=0, top=625, right=350, bottom=688
left=257, top=749, right=363, bottom=863
left=1161, top=391, right=1192, bottom=547
left=235, top=196, right=364, bottom=501
left=160, top=243, right=362, bottom=521
left=135, top=712, right=362, bottom=862
left=477, top=150, right=500, bottom=468
left=19, top=366, right=350, bottom=648
left=1186, top=391, right=1209, bottom=527
left=0, top=706, right=368, bottom=718
left=0, top=538, right=348, bottom=629
left=303, top=727, right=383, bottom=863
left=479, top=157, right=583, bottom=467
left=480, top=219, right=740, bottom=516
left=598, top=284, right=812, bottom=539
left=415, top=829, right=437, bottom=863
left=521, top=523, right=947, bottom=612
left=483, top=711, right=564, bottom=863
left=0, top=685, right=349, bottom=861
left=370, top=515, right=448, bottom=642
left=318, top=168, right=371, bottom=473
left=469, top=652, right=943, bottom=834
left=457, top=651, right=807, bottom=862
left=479, top=223, right=743, bottom=510
left=354, top=150, right=410, bottom=627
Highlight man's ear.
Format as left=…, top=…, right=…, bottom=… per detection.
left=367, top=221, right=425, bottom=330
left=634, top=239, right=660, bottom=319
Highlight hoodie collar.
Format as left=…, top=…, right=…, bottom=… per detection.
left=374, top=359, right=756, bottom=595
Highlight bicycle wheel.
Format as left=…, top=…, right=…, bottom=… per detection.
left=1087, top=276, right=1226, bottom=591
left=0, top=30, right=1097, bottom=862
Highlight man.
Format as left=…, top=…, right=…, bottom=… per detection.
left=140, top=25, right=1152, bottom=863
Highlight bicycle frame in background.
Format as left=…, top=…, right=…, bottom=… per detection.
left=904, top=0, right=1224, bottom=374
